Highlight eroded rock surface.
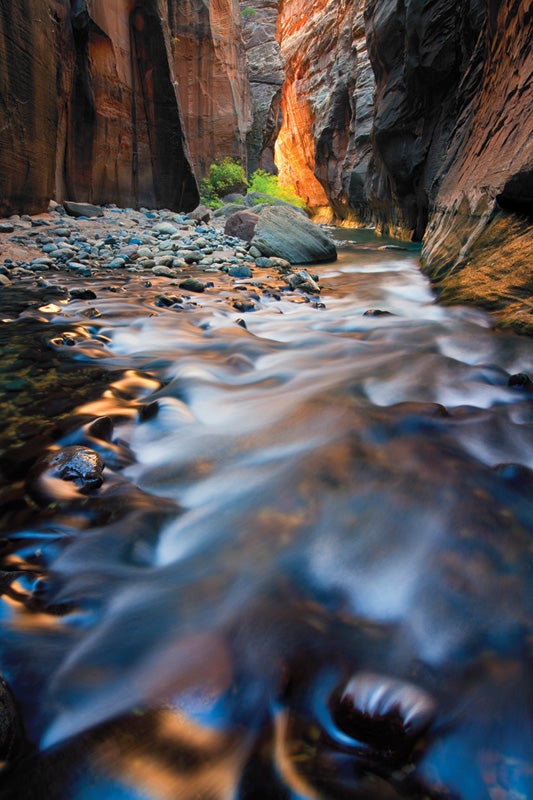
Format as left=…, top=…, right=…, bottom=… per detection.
left=239, top=0, right=285, bottom=175
left=170, top=0, right=252, bottom=179
left=276, top=0, right=374, bottom=222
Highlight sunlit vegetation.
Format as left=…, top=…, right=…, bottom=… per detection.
left=200, top=159, right=305, bottom=210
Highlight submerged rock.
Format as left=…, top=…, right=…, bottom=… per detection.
left=26, top=446, right=105, bottom=506
left=0, top=675, right=24, bottom=764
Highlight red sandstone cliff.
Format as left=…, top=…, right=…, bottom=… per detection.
left=169, top=0, right=252, bottom=179
left=275, top=0, right=374, bottom=221
left=0, top=0, right=254, bottom=214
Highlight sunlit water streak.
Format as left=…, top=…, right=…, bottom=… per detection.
left=0, top=230, right=532, bottom=799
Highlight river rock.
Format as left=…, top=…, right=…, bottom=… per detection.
left=153, top=222, right=179, bottom=236
left=187, top=204, right=211, bottom=223
left=251, top=206, right=337, bottom=264
left=224, top=210, right=260, bottom=242
left=63, top=201, right=104, bottom=218
left=229, top=264, right=253, bottom=278
left=26, top=446, right=105, bottom=506
left=288, top=270, right=321, bottom=294
left=179, top=278, right=205, bottom=293
left=0, top=675, right=22, bottom=762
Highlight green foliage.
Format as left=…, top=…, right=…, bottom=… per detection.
left=240, top=6, right=257, bottom=17
left=199, top=158, right=247, bottom=207
left=248, top=170, right=306, bottom=209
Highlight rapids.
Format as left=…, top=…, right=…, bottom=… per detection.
left=0, top=229, right=532, bottom=799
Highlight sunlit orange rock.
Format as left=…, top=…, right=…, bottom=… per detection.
left=275, top=0, right=373, bottom=222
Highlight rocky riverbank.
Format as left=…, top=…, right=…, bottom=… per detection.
left=0, top=203, right=336, bottom=321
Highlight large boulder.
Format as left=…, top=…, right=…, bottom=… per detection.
left=250, top=206, right=337, bottom=264
left=224, top=210, right=260, bottom=241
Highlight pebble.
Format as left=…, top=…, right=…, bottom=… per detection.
left=152, top=266, right=177, bottom=277
left=108, top=257, right=127, bottom=269
left=0, top=222, right=15, bottom=233
left=153, top=222, right=179, bottom=235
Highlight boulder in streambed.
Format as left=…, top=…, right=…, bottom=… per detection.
left=63, top=201, right=104, bottom=218
left=224, top=210, right=259, bottom=241
left=251, top=206, right=337, bottom=265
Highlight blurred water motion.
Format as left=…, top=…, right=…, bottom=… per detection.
left=0, top=231, right=532, bottom=799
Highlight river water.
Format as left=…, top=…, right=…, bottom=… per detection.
left=0, top=229, right=532, bottom=799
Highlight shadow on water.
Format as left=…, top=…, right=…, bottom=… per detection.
left=0, top=230, right=532, bottom=799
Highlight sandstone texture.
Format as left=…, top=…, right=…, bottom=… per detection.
left=170, top=0, right=253, bottom=179
left=0, top=2, right=59, bottom=216
left=275, top=0, right=374, bottom=222
left=421, top=0, right=533, bottom=333
left=240, top=0, right=285, bottom=175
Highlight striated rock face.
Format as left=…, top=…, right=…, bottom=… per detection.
left=364, top=0, right=488, bottom=239
left=275, top=0, right=374, bottom=221
left=421, top=0, right=533, bottom=333
left=364, top=0, right=532, bottom=330
left=64, top=0, right=199, bottom=211
left=0, top=1, right=59, bottom=216
left=1, top=0, right=258, bottom=213
left=240, top=0, right=285, bottom=175
left=169, top=0, right=253, bottom=179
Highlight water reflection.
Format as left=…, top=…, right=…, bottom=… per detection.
left=0, top=231, right=532, bottom=798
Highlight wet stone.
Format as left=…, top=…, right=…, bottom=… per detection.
left=229, top=265, right=253, bottom=278
left=179, top=278, right=205, bottom=293
left=69, top=288, right=97, bottom=300
left=26, top=445, right=105, bottom=506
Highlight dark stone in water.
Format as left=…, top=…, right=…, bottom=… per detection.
left=139, top=401, right=160, bottom=422
left=86, top=416, right=114, bottom=442
left=69, top=288, right=97, bottom=300
left=26, top=445, right=105, bottom=506
left=179, top=278, right=205, bottom=293
left=0, top=675, right=24, bottom=764
left=331, top=672, right=436, bottom=759
left=233, top=299, right=256, bottom=313
left=363, top=309, right=395, bottom=317
left=508, top=372, right=533, bottom=391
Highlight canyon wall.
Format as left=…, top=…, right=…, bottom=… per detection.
left=239, top=0, right=285, bottom=175
left=0, top=1, right=59, bottom=216
left=364, top=0, right=532, bottom=331
left=169, top=0, right=252, bottom=179
left=1, top=0, right=255, bottom=215
left=275, top=0, right=374, bottom=222
left=0, top=0, right=531, bottom=328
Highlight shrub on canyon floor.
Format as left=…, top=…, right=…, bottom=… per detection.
left=200, top=158, right=248, bottom=206
left=248, top=170, right=306, bottom=209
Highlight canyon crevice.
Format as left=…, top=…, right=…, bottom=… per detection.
left=0, top=0, right=531, bottom=330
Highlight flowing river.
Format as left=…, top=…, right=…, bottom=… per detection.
left=0, top=228, right=532, bottom=799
